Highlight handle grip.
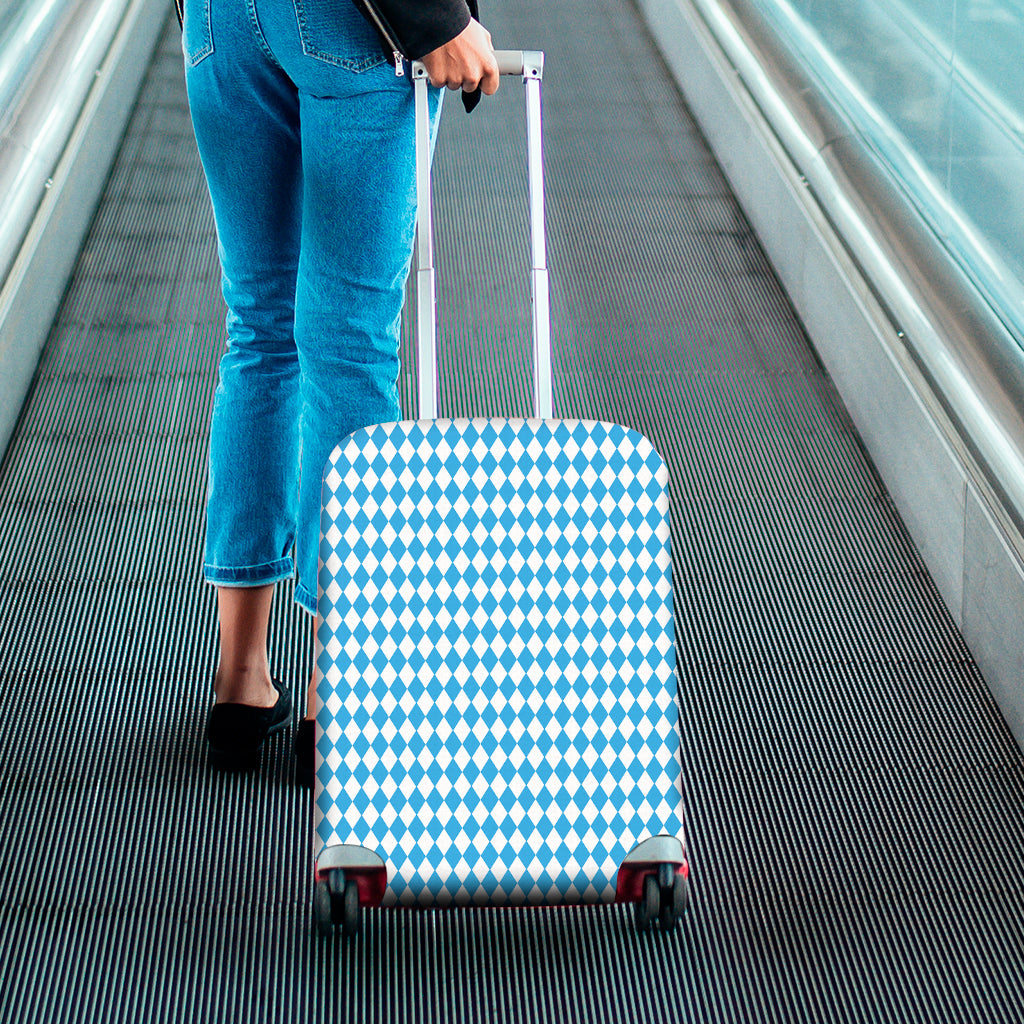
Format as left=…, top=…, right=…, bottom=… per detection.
left=494, top=49, right=544, bottom=78
left=410, top=50, right=544, bottom=81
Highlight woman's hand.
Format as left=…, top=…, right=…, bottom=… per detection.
left=420, top=19, right=499, bottom=96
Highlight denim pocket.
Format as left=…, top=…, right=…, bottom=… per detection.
left=291, top=0, right=388, bottom=71
left=182, top=0, right=214, bottom=67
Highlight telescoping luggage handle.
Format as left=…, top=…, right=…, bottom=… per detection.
left=411, top=50, right=551, bottom=420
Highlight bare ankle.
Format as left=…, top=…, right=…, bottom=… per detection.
left=214, top=665, right=277, bottom=707
left=306, top=674, right=316, bottom=721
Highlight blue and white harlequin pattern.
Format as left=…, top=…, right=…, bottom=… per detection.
left=313, top=418, right=684, bottom=907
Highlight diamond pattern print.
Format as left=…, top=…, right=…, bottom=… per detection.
left=314, top=418, right=685, bottom=907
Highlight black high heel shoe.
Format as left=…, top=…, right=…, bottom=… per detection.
left=206, top=678, right=292, bottom=770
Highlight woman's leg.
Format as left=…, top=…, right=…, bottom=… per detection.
left=290, top=82, right=441, bottom=726
left=215, top=585, right=277, bottom=706
left=289, top=80, right=418, bottom=618
left=184, top=0, right=305, bottom=705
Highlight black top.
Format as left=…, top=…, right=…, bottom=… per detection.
left=374, top=0, right=476, bottom=60
left=361, top=0, right=484, bottom=110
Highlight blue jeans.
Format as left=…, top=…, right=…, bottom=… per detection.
left=183, top=0, right=441, bottom=614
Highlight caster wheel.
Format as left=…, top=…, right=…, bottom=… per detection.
left=636, top=873, right=660, bottom=932
left=659, top=870, right=691, bottom=930
left=341, top=879, right=361, bottom=938
left=313, top=880, right=334, bottom=938
left=674, top=873, right=691, bottom=918
left=659, top=868, right=692, bottom=933
left=328, top=870, right=346, bottom=925
left=659, top=890, right=676, bottom=931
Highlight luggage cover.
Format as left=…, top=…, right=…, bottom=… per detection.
left=313, top=415, right=685, bottom=907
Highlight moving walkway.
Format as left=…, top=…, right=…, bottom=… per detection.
left=1, top=0, right=1023, bottom=1020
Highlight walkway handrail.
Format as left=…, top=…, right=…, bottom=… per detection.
left=684, top=0, right=1024, bottom=551
left=0, top=0, right=139, bottom=289
left=0, top=0, right=166, bottom=458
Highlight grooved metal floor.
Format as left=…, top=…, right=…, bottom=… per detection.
left=2, top=0, right=1024, bottom=1020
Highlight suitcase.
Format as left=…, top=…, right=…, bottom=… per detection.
left=312, top=51, right=691, bottom=936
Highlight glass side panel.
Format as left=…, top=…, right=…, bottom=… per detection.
left=752, top=0, right=1024, bottom=349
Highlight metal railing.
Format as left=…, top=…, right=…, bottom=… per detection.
left=0, top=0, right=166, bottom=457
left=683, top=0, right=1024, bottom=548
left=0, top=0, right=140, bottom=288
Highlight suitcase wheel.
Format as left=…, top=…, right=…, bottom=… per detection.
left=314, top=870, right=362, bottom=938
left=340, top=878, right=360, bottom=938
left=636, top=873, right=660, bottom=931
left=636, top=865, right=691, bottom=933
left=314, top=880, right=333, bottom=937
left=673, top=871, right=692, bottom=918
left=660, top=871, right=690, bottom=931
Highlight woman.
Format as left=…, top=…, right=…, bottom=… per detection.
left=183, top=0, right=498, bottom=778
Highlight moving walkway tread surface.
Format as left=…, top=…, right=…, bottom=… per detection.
left=1, top=0, right=1023, bottom=1020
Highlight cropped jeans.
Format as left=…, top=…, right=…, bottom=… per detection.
left=183, top=0, right=441, bottom=614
